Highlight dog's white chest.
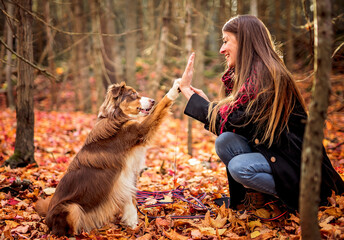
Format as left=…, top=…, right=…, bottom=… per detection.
left=126, top=146, right=147, bottom=173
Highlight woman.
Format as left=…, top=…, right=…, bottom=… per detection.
left=178, top=15, right=344, bottom=211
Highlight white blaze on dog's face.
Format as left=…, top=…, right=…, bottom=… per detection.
left=121, top=93, right=155, bottom=118
left=136, top=97, right=155, bottom=117
left=98, top=82, right=155, bottom=119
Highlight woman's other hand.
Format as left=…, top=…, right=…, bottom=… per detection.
left=190, top=86, right=209, bottom=101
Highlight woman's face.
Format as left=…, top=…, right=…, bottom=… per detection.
left=219, top=31, right=238, bottom=68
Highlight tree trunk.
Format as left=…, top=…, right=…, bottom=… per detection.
left=110, top=0, right=124, bottom=84
left=218, top=0, right=228, bottom=60
left=237, top=0, right=244, bottom=15
left=300, top=0, right=332, bottom=239
left=71, top=0, right=81, bottom=111
left=145, top=0, right=158, bottom=62
left=193, top=0, right=206, bottom=90
left=258, top=0, right=268, bottom=23
left=5, top=0, right=37, bottom=168
left=137, top=0, right=145, bottom=54
left=274, top=0, right=281, bottom=41
left=285, top=0, right=294, bottom=70
left=207, top=1, right=219, bottom=53
left=5, top=0, right=15, bottom=109
left=125, top=0, right=138, bottom=88
left=100, top=0, right=118, bottom=85
left=149, top=0, right=171, bottom=98
left=44, top=1, right=58, bottom=110
left=250, top=0, right=258, bottom=16
left=90, top=0, right=105, bottom=109
left=185, top=0, right=193, bottom=156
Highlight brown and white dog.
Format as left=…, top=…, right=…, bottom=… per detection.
left=35, top=80, right=180, bottom=236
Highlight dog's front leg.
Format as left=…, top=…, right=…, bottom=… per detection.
left=139, top=79, right=180, bottom=140
left=121, top=199, right=138, bottom=229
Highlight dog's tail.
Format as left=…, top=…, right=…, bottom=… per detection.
left=34, top=197, right=52, bottom=217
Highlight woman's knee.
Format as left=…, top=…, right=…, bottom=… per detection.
left=215, top=132, right=233, bottom=158
left=227, top=156, right=248, bottom=182
left=215, top=132, right=251, bottom=160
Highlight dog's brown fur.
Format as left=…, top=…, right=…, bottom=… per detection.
left=35, top=82, right=173, bottom=236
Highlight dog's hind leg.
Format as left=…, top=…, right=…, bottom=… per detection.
left=46, top=203, right=74, bottom=236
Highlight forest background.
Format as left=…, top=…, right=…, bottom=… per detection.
left=0, top=0, right=344, bottom=239
left=1, top=0, right=343, bottom=112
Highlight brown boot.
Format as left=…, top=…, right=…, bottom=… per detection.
left=238, top=190, right=266, bottom=210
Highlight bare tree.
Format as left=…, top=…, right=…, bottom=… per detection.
left=193, top=0, right=206, bottom=90
left=100, top=0, right=119, bottom=85
left=5, top=0, right=15, bottom=109
left=4, top=0, right=37, bottom=168
left=285, top=0, right=295, bottom=70
left=300, top=0, right=332, bottom=239
left=149, top=0, right=172, bottom=98
left=185, top=0, right=193, bottom=156
left=274, top=0, right=281, bottom=41
left=44, top=1, right=57, bottom=110
left=71, top=0, right=89, bottom=111
left=125, top=0, right=138, bottom=88
left=237, top=0, right=244, bottom=15
left=250, top=0, right=258, bottom=16
left=90, top=0, right=105, bottom=109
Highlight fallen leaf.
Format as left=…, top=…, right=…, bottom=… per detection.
left=254, top=208, right=271, bottom=219
left=7, top=198, right=20, bottom=206
left=191, top=229, right=202, bottom=239
left=202, top=211, right=212, bottom=227
left=11, top=224, right=29, bottom=234
left=248, top=220, right=262, bottom=231
left=144, top=197, right=158, bottom=205
left=159, top=194, right=173, bottom=203
left=5, top=220, right=20, bottom=229
left=43, top=187, right=56, bottom=195
left=163, top=229, right=189, bottom=240
left=198, top=226, right=226, bottom=236
left=211, top=214, right=227, bottom=228
left=324, top=207, right=342, bottom=218
left=156, top=217, right=171, bottom=227
left=136, top=233, right=152, bottom=240
left=251, top=230, right=261, bottom=239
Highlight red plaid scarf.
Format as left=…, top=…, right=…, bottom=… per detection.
left=219, top=67, right=258, bottom=134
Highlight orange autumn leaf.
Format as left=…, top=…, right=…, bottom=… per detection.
left=163, top=229, right=189, bottom=240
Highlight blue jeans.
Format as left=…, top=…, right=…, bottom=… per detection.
left=215, top=132, right=277, bottom=196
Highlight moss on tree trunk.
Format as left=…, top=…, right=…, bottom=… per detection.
left=4, top=150, right=37, bottom=169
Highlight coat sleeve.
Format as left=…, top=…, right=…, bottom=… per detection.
left=184, top=93, right=210, bottom=125
left=184, top=93, right=252, bottom=136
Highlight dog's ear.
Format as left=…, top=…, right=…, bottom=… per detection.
left=111, top=82, right=126, bottom=99
left=98, top=82, right=126, bottom=118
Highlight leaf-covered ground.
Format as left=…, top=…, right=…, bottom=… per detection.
left=0, top=74, right=343, bottom=239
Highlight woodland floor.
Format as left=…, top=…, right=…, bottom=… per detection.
left=0, top=73, right=343, bottom=239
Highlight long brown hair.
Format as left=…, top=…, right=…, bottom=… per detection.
left=208, top=15, right=306, bottom=147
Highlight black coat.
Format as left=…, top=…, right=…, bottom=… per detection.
left=184, top=93, right=344, bottom=210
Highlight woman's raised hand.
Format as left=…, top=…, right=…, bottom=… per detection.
left=180, top=53, right=195, bottom=90
left=179, top=53, right=196, bottom=100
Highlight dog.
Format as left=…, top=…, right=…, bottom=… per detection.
left=35, top=80, right=180, bottom=236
